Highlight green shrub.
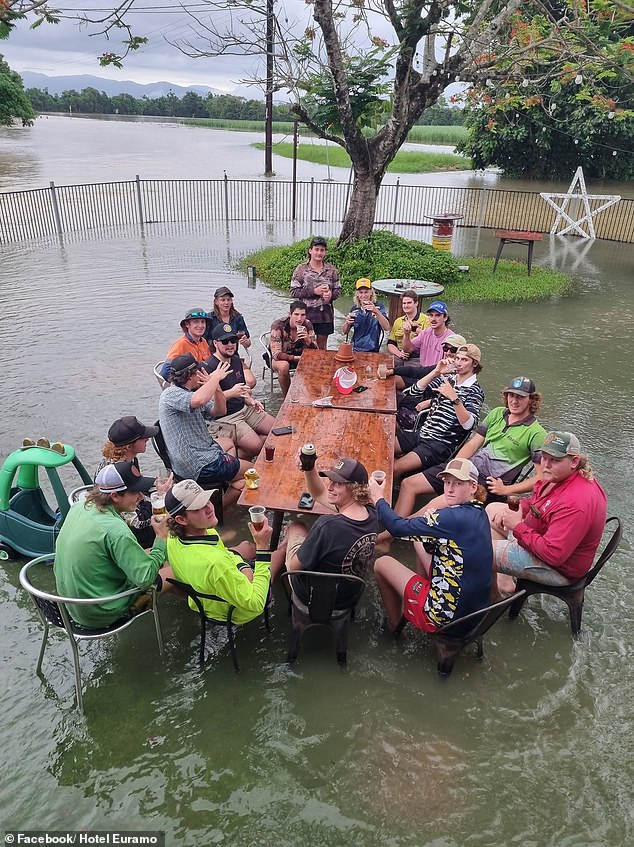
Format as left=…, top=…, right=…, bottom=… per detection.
left=242, top=231, right=461, bottom=294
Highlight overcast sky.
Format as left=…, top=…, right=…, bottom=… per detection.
left=3, top=0, right=312, bottom=92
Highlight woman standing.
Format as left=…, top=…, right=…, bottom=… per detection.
left=95, top=416, right=173, bottom=548
left=204, top=286, right=251, bottom=352
left=290, top=236, right=341, bottom=350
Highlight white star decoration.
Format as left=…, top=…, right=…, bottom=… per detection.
left=540, top=167, right=621, bottom=239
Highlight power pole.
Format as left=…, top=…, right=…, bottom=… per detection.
left=264, top=0, right=274, bottom=176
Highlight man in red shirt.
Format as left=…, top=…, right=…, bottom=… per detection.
left=487, top=431, right=607, bottom=595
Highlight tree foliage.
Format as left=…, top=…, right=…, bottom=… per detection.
left=0, top=53, right=35, bottom=125
left=0, top=0, right=59, bottom=40
left=459, top=3, right=634, bottom=179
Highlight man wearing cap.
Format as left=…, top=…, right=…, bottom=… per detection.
left=290, top=236, right=341, bottom=350
left=159, top=354, right=250, bottom=502
left=394, top=343, right=485, bottom=479
left=370, top=458, right=492, bottom=634
left=95, top=416, right=173, bottom=548
left=487, top=431, right=607, bottom=595
left=282, top=456, right=378, bottom=606
left=402, top=301, right=455, bottom=367
left=204, top=287, right=251, bottom=351
left=54, top=461, right=174, bottom=628
left=203, top=323, right=274, bottom=456
left=269, top=300, right=319, bottom=396
left=164, top=308, right=212, bottom=369
left=165, top=480, right=287, bottom=624
left=388, top=377, right=546, bottom=523
left=342, top=279, right=391, bottom=353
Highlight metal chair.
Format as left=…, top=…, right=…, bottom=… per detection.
left=508, top=516, right=623, bottom=636
left=281, top=570, right=366, bottom=667
left=395, top=592, right=526, bottom=677
left=153, top=361, right=168, bottom=390
left=259, top=331, right=297, bottom=391
left=67, top=484, right=94, bottom=506
left=19, top=553, right=164, bottom=711
left=166, top=577, right=270, bottom=672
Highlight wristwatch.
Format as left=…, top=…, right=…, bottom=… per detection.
left=450, top=397, right=462, bottom=405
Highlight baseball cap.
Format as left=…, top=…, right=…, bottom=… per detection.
left=169, top=353, right=198, bottom=377
left=504, top=376, right=536, bottom=397
left=456, top=343, right=482, bottom=364
left=180, top=308, right=209, bottom=329
left=333, top=366, right=358, bottom=395
left=444, top=334, right=466, bottom=348
left=319, top=458, right=368, bottom=485
left=211, top=323, right=238, bottom=342
left=165, top=479, right=214, bottom=515
left=214, top=286, right=234, bottom=299
left=310, top=236, right=327, bottom=247
left=438, top=458, right=479, bottom=483
left=95, top=461, right=155, bottom=493
left=355, top=278, right=372, bottom=289
left=107, top=416, right=158, bottom=447
left=541, top=431, right=581, bottom=458
left=427, top=301, right=448, bottom=315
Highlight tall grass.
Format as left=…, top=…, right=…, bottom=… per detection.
left=183, top=118, right=466, bottom=146
left=253, top=141, right=471, bottom=173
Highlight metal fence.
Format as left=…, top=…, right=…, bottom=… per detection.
left=1, top=175, right=633, bottom=244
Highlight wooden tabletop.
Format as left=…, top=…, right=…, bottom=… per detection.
left=494, top=230, right=543, bottom=241
left=289, top=349, right=397, bottom=414
left=237, top=404, right=395, bottom=517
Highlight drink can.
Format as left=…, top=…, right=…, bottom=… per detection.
left=244, top=468, right=259, bottom=489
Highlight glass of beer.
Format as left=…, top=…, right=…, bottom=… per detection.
left=150, top=492, right=166, bottom=516
left=377, top=363, right=388, bottom=380
left=249, top=506, right=266, bottom=530
left=371, top=470, right=386, bottom=484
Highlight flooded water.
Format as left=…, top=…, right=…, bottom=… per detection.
left=0, top=118, right=632, bottom=847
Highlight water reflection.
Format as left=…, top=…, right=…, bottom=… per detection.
left=0, top=219, right=632, bottom=847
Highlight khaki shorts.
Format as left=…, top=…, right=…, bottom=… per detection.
left=208, top=404, right=268, bottom=442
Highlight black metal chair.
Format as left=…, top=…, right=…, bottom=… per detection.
left=151, top=420, right=224, bottom=525
left=167, top=577, right=270, bottom=672
left=19, top=554, right=164, bottom=711
left=508, top=516, right=623, bottom=636
left=395, top=592, right=525, bottom=677
left=281, top=571, right=366, bottom=667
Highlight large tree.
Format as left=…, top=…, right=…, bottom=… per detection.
left=0, top=53, right=35, bottom=125
left=170, top=0, right=623, bottom=243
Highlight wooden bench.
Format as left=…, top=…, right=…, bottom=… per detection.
left=493, top=230, right=543, bottom=276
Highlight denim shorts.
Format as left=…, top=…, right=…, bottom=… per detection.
left=198, top=451, right=240, bottom=483
left=494, top=540, right=572, bottom=587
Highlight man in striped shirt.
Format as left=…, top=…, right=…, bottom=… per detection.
left=393, top=344, right=485, bottom=479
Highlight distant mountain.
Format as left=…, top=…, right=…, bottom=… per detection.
left=20, top=71, right=250, bottom=100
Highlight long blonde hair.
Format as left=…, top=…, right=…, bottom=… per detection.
left=577, top=454, right=595, bottom=481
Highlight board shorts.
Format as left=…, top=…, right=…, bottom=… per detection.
left=311, top=321, right=334, bottom=336
left=198, top=450, right=240, bottom=484
left=403, top=574, right=438, bottom=633
left=494, top=540, right=573, bottom=586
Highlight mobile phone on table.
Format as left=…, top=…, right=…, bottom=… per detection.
left=297, top=492, right=315, bottom=510
left=272, top=425, right=294, bottom=436
left=353, top=385, right=369, bottom=393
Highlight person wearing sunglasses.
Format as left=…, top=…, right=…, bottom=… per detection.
left=379, top=377, right=546, bottom=543
left=290, top=236, right=341, bottom=350
left=161, top=308, right=212, bottom=379
left=203, top=323, right=275, bottom=458
left=486, top=431, right=607, bottom=598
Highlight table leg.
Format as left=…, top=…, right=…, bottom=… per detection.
left=492, top=238, right=505, bottom=274
left=527, top=240, right=535, bottom=276
left=270, top=509, right=285, bottom=551
left=387, top=293, right=401, bottom=325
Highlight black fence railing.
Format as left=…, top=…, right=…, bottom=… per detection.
left=1, top=175, right=632, bottom=244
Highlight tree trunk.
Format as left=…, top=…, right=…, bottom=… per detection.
left=338, top=170, right=380, bottom=244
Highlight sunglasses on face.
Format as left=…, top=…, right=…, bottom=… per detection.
left=442, top=345, right=458, bottom=353
left=220, top=337, right=238, bottom=345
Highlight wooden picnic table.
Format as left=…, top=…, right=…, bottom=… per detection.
left=289, top=349, right=397, bottom=414
left=493, top=229, right=543, bottom=276
left=238, top=404, right=396, bottom=548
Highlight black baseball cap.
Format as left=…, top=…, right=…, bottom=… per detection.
left=95, top=461, right=155, bottom=493
left=108, top=416, right=158, bottom=447
left=211, top=323, right=238, bottom=342
left=319, top=458, right=368, bottom=484
left=169, top=354, right=199, bottom=377
left=310, top=236, right=327, bottom=247
left=214, top=286, right=234, bottom=299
